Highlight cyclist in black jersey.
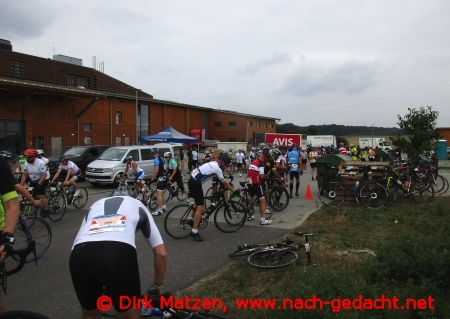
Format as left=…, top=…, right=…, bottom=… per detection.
left=0, top=156, right=20, bottom=312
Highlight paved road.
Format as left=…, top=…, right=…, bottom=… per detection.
left=4, top=169, right=320, bottom=318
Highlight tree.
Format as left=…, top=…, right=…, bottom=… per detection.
left=390, top=106, right=441, bottom=160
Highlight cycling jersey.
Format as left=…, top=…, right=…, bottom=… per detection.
left=287, top=150, right=300, bottom=172
left=189, top=161, right=224, bottom=184
left=59, top=160, right=81, bottom=176
left=126, top=162, right=144, bottom=181
left=235, top=152, right=244, bottom=164
left=167, top=158, right=180, bottom=177
left=72, top=196, right=163, bottom=249
left=17, top=155, right=26, bottom=173
left=0, top=156, right=18, bottom=231
left=247, top=158, right=265, bottom=185
left=275, top=155, right=286, bottom=176
left=153, top=156, right=166, bottom=178
left=339, top=147, right=348, bottom=155
left=24, top=158, right=50, bottom=182
left=264, top=158, right=277, bottom=176
left=39, top=156, right=49, bottom=166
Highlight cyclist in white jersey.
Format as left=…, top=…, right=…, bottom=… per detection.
left=36, top=149, right=49, bottom=170
left=50, top=155, right=83, bottom=197
left=69, top=186, right=167, bottom=319
left=20, top=149, right=50, bottom=215
left=122, top=155, right=144, bottom=195
left=186, top=152, right=239, bottom=241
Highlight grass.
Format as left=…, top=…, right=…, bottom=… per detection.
left=178, top=197, right=450, bottom=319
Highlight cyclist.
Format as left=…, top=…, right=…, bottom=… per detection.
left=0, top=156, right=20, bottom=312
left=203, top=150, right=212, bottom=163
left=69, top=186, right=167, bottom=319
left=308, top=147, right=319, bottom=181
left=36, top=149, right=49, bottom=170
left=121, top=155, right=144, bottom=196
left=274, top=148, right=287, bottom=185
left=20, top=149, right=50, bottom=215
left=287, top=144, right=301, bottom=198
left=187, top=152, right=239, bottom=241
left=235, top=149, right=245, bottom=177
left=164, top=152, right=191, bottom=203
left=338, top=142, right=348, bottom=155
left=245, top=149, right=272, bottom=225
left=150, top=148, right=168, bottom=216
left=50, top=155, right=82, bottom=204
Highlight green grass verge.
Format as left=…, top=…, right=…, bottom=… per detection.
left=178, top=198, right=450, bottom=319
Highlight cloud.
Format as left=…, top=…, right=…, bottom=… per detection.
left=0, top=1, right=59, bottom=38
left=277, top=59, right=381, bottom=96
left=236, top=53, right=291, bottom=75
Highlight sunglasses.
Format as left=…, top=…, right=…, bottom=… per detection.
left=26, top=156, right=34, bottom=160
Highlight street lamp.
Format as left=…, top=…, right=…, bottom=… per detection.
left=372, top=124, right=374, bottom=147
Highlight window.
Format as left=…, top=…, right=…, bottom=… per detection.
left=10, top=60, right=26, bottom=78
left=264, top=123, right=267, bottom=128
left=214, top=122, right=222, bottom=127
left=116, top=111, right=122, bottom=124
left=84, top=123, right=92, bottom=131
left=256, top=122, right=260, bottom=128
left=126, top=149, right=140, bottom=161
left=68, top=74, right=90, bottom=88
left=248, top=121, right=252, bottom=127
left=228, top=138, right=236, bottom=142
left=141, top=148, right=153, bottom=160
left=228, top=121, right=236, bottom=127
left=137, top=105, right=148, bottom=136
left=270, top=124, right=274, bottom=128
left=84, top=137, right=91, bottom=145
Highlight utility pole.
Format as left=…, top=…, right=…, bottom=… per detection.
left=372, top=124, right=374, bottom=147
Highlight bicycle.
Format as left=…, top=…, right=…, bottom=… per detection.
left=117, top=175, right=152, bottom=207
left=0, top=241, right=51, bottom=319
left=265, top=177, right=290, bottom=212
left=244, top=232, right=316, bottom=269
left=20, top=185, right=66, bottom=222
left=319, top=166, right=388, bottom=209
left=12, top=213, right=52, bottom=262
left=230, top=237, right=294, bottom=257
left=52, top=181, right=89, bottom=209
left=163, top=189, right=248, bottom=239
left=147, top=179, right=188, bottom=211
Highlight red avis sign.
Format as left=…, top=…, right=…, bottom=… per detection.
left=265, top=133, right=301, bottom=147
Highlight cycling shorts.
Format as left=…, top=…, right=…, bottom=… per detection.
left=310, top=162, right=317, bottom=168
left=134, top=171, right=144, bottom=182
left=69, top=241, right=140, bottom=312
left=247, top=183, right=266, bottom=200
left=173, top=174, right=186, bottom=192
left=188, top=178, right=204, bottom=206
left=289, top=171, right=300, bottom=180
left=29, top=179, right=49, bottom=196
left=301, top=159, right=307, bottom=164
left=156, top=174, right=168, bottom=191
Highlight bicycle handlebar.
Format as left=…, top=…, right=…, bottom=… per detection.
left=1, top=240, right=36, bottom=277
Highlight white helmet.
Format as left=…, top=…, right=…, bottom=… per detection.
left=164, top=152, right=172, bottom=157
left=36, top=149, right=44, bottom=155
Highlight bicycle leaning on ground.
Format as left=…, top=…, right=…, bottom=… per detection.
left=230, top=232, right=316, bottom=269
left=319, top=166, right=388, bottom=209
left=163, top=188, right=248, bottom=239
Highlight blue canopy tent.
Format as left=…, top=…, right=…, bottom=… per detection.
left=138, top=126, right=199, bottom=144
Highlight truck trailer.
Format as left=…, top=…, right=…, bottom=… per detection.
left=358, top=138, right=392, bottom=150
left=306, top=135, right=336, bottom=148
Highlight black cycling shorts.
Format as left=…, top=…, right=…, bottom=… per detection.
left=69, top=241, right=140, bottom=312
left=248, top=183, right=266, bottom=200
left=156, top=174, right=168, bottom=191
left=188, top=179, right=204, bottom=206
left=29, top=179, right=49, bottom=196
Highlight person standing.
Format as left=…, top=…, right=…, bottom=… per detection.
left=235, top=149, right=245, bottom=177
left=187, top=146, right=193, bottom=173
left=151, top=148, right=168, bottom=216
left=287, top=144, right=301, bottom=197
left=179, top=146, right=185, bottom=171
left=368, top=147, right=376, bottom=161
left=308, top=147, right=319, bottom=181
left=191, top=147, right=198, bottom=170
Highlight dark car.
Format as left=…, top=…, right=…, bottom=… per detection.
left=48, top=145, right=110, bottom=179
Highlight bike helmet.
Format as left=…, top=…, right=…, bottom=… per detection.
left=36, top=149, right=44, bottom=155
left=218, top=152, right=232, bottom=165
left=60, top=155, right=69, bottom=162
left=150, top=147, right=159, bottom=154
left=339, top=143, right=344, bottom=146
left=272, top=149, right=281, bottom=159
left=24, top=149, right=37, bottom=157
left=164, top=152, right=172, bottom=157
left=110, top=186, right=133, bottom=197
left=126, top=155, right=133, bottom=160
left=261, top=149, right=271, bottom=158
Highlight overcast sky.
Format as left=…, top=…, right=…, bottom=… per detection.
left=2, top=0, right=449, bottom=128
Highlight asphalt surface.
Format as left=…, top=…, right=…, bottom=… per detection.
left=4, top=167, right=320, bottom=318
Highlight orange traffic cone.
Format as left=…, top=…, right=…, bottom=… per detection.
left=304, top=184, right=313, bottom=200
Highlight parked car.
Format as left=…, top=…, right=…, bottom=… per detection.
left=47, top=145, right=110, bottom=179
left=85, top=143, right=183, bottom=186
left=0, top=150, right=15, bottom=160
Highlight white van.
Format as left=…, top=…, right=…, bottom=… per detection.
left=85, top=143, right=183, bottom=186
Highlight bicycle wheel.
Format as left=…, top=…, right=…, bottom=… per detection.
left=214, top=201, right=247, bottom=233
left=72, top=187, right=89, bottom=209
left=318, top=179, right=346, bottom=207
left=359, top=182, right=388, bottom=209
left=176, top=185, right=188, bottom=201
left=386, top=182, right=403, bottom=202
left=148, top=181, right=159, bottom=210
left=47, top=190, right=67, bottom=222
left=164, top=204, right=194, bottom=239
left=431, top=175, right=448, bottom=195
left=247, top=249, right=298, bottom=269
left=411, top=180, right=434, bottom=204
left=21, top=202, right=37, bottom=219
left=12, top=218, right=52, bottom=262
left=267, top=186, right=289, bottom=212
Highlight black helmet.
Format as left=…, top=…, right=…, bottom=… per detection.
left=261, top=149, right=271, bottom=158
left=60, top=155, right=68, bottom=162
left=218, top=152, right=232, bottom=165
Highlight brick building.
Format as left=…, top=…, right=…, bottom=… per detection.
left=0, top=39, right=278, bottom=155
